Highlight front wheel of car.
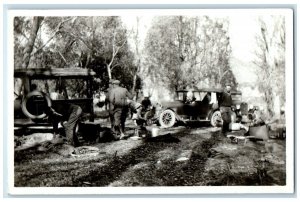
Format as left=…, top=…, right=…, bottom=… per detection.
left=210, top=110, right=223, bottom=127
left=159, top=109, right=176, bottom=128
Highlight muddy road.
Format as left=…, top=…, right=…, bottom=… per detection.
left=14, top=121, right=286, bottom=187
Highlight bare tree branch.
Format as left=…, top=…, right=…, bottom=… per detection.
left=67, top=31, right=94, bottom=51
left=32, top=17, right=76, bottom=56
left=111, top=63, right=121, bottom=71
left=58, top=51, right=68, bottom=65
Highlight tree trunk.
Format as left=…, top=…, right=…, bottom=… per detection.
left=16, top=17, right=43, bottom=96
left=21, top=16, right=44, bottom=69
left=132, top=60, right=140, bottom=98
left=132, top=17, right=141, bottom=101
left=132, top=74, right=137, bottom=94
left=107, top=64, right=112, bottom=80
left=273, top=95, right=281, bottom=118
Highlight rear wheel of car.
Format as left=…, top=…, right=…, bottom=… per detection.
left=159, top=109, right=176, bottom=128
left=210, top=110, right=223, bottom=127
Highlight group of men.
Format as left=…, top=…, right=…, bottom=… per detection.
left=104, top=80, right=234, bottom=138
left=105, top=79, right=151, bottom=140
left=45, top=79, right=233, bottom=151
left=44, top=78, right=151, bottom=152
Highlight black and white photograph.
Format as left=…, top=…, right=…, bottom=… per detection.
left=6, top=8, right=294, bottom=195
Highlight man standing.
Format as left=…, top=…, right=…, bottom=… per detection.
left=109, top=80, right=133, bottom=140
left=219, top=83, right=233, bottom=135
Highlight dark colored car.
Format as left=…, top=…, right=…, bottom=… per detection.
left=14, top=68, right=96, bottom=128
left=158, top=88, right=242, bottom=128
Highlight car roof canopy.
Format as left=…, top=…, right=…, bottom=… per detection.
left=14, top=68, right=96, bottom=79
left=176, top=88, right=223, bottom=93
left=176, top=88, right=242, bottom=94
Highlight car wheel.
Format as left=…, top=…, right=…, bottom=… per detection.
left=159, top=109, right=176, bottom=128
left=21, top=91, right=52, bottom=120
left=210, top=110, right=223, bottom=127
left=144, top=111, right=155, bottom=126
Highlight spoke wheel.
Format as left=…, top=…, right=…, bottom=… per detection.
left=210, top=110, right=223, bottom=127
left=159, top=109, right=176, bottom=128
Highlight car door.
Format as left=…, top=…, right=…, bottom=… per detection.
left=181, top=91, right=202, bottom=118
left=194, top=92, right=209, bottom=119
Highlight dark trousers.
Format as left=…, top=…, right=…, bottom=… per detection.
left=64, top=105, right=82, bottom=146
left=220, top=106, right=231, bottom=133
left=112, top=106, right=128, bottom=135
left=107, top=103, right=114, bottom=129
left=109, top=110, right=114, bottom=129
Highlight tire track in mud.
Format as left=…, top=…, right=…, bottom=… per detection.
left=72, top=130, right=222, bottom=186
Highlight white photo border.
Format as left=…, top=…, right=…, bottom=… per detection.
left=3, top=5, right=296, bottom=197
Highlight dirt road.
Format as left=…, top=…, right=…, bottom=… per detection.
left=14, top=121, right=286, bottom=187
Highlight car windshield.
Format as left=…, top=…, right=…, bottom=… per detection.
left=177, top=91, right=214, bottom=102
left=177, top=91, right=185, bottom=101
left=231, top=93, right=242, bottom=102
left=31, top=79, right=88, bottom=99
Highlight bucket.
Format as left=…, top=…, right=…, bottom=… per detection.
left=151, top=127, right=160, bottom=137
left=229, top=123, right=241, bottom=131
left=249, top=125, right=269, bottom=140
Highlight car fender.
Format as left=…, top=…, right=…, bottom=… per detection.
left=207, top=109, right=218, bottom=120
left=160, top=107, right=183, bottom=122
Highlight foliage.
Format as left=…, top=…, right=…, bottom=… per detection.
left=253, top=16, right=285, bottom=118
left=14, top=16, right=137, bottom=95
left=143, top=16, right=237, bottom=98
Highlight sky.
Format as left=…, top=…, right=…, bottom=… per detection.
left=228, top=15, right=259, bottom=84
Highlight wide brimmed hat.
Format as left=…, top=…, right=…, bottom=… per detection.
left=113, top=80, right=120, bottom=85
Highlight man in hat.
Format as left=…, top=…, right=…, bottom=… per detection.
left=219, top=82, right=233, bottom=135
left=127, top=99, right=147, bottom=137
left=108, top=80, right=133, bottom=140
left=141, top=92, right=152, bottom=110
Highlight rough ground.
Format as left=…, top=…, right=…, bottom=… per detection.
left=14, top=120, right=286, bottom=187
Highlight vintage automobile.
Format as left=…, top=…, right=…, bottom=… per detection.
left=14, top=68, right=96, bottom=130
left=158, top=88, right=243, bottom=128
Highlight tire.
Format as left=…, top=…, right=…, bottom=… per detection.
left=144, top=111, right=154, bottom=126
left=159, top=109, right=176, bottom=128
left=144, top=111, right=152, bottom=120
left=21, top=91, right=52, bottom=119
left=210, top=110, right=223, bottom=127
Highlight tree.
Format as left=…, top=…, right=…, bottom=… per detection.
left=14, top=16, right=137, bottom=96
left=63, top=16, right=134, bottom=87
left=21, top=16, right=44, bottom=69
left=14, top=16, right=44, bottom=95
left=253, top=16, right=285, bottom=118
left=143, top=16, right=236, bottom=99
left=131, top=17, right=141, bottom=95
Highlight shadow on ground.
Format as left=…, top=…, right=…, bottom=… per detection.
left=14, top=122, right=286, bottom=187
